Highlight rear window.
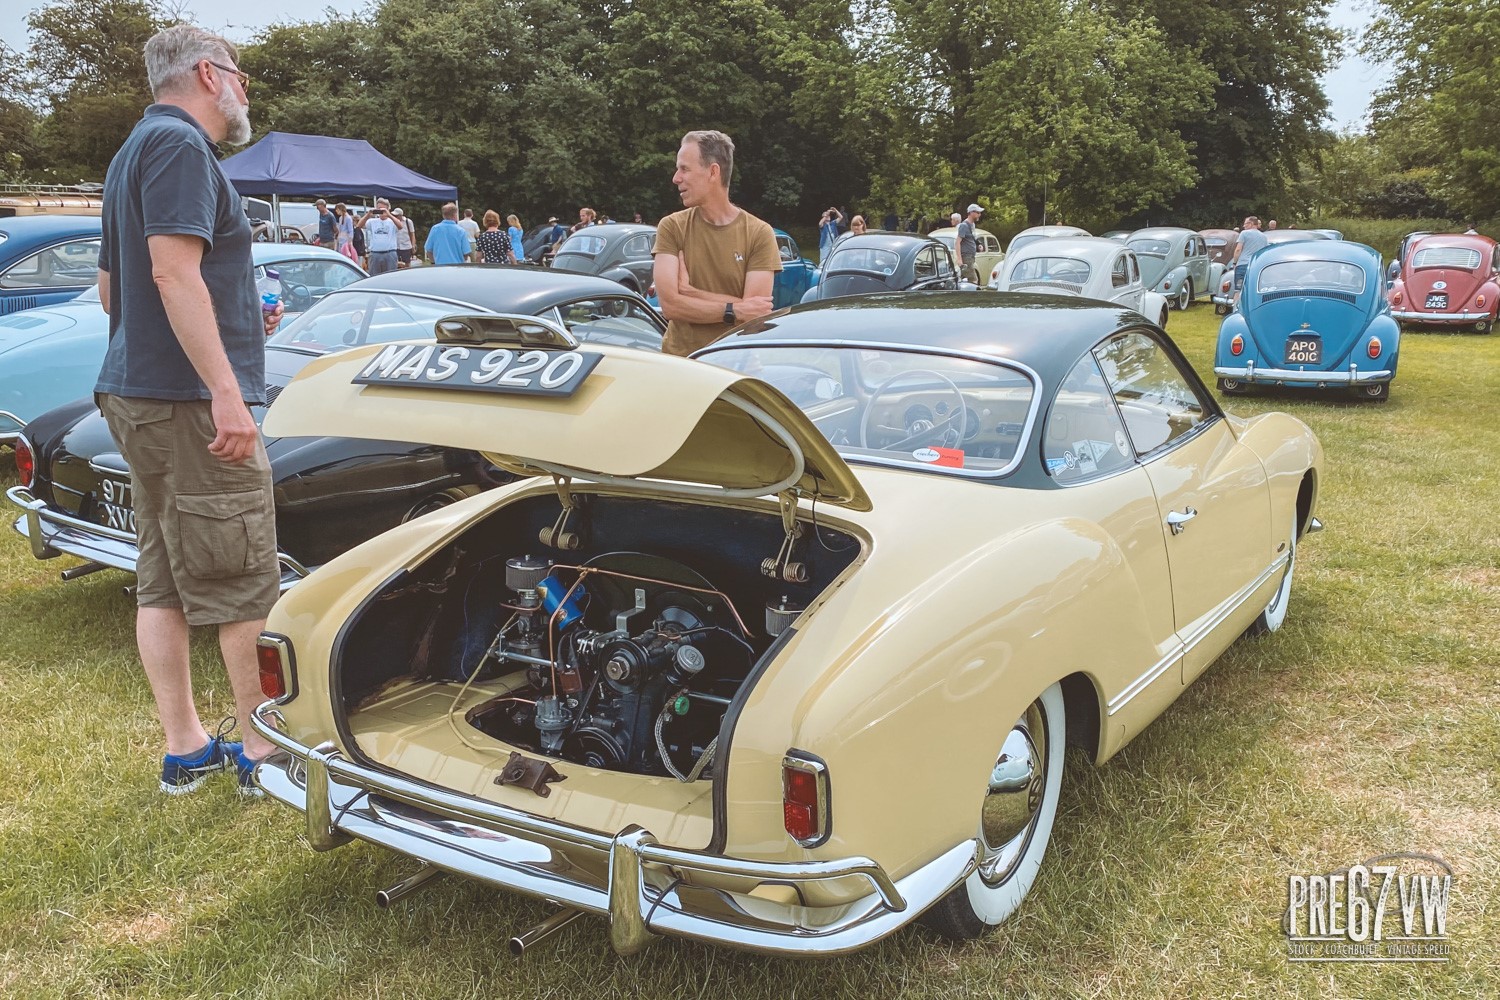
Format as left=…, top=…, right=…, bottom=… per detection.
left=1412, top=246, right=1482, bottom=270
left=1008, top=256, right=1091, bottom=288
left=1127, top=238, right=1170, bottom=256
left=1256, top=260, right=1366, bottom=295
left=826, top=247, right=899, bottom=275
left=559, top=234, right=606, bottom=256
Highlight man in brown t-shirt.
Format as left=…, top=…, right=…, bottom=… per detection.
left=653, top=130, right=780, bottom=356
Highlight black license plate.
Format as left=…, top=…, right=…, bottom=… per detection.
left=1285, top=336, right=1322, bottom=365
left=94, top=477, right=137, bottom=532
left=1425, top=293, right=1448, bottom=309
left=353, top=344, right=602, bottom=398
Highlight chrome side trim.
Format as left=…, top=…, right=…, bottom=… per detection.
left=251, top=703, right=953, bottom=956
left=0, top=408, right=23, bottom=439
left=1107, top=553, right=1289, bottom=716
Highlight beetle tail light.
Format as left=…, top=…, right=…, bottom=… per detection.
left=1230, top=334, right=1244, bottom=356
left=1478, top=294, right=1487, bottom=309
left=1367, top=337, right=1382, bottom=359
left=647, top=281, right=656, bottom=299
left=257, top=634, right=295, bottom=700
left=1163, top=280, right=1171, bottom=290
left=782, top=754, right=830, bottom=846
left=1391, top=289, right=1403, bottom=305
left=14, top=435, right=35, bottom=488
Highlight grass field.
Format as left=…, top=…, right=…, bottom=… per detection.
left=0, top=305, right=1495, bottom=998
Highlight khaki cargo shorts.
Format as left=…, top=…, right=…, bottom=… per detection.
left=98, top=394, right=279, bottom=626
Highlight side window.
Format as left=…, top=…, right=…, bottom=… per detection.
left=0, top=238, right=100, bottom=289
left=262, top=259, right=363, bottom=310
left=914, top=248, right=937, bottom=280
left=1111, top=255, right=1128, bottom=288
left=1128, top=253, right=1140, bottom=284
left=624, top=234, right=653, bottom=258
left=935, top=246, right=955, bottom=278
left=1093, top=331, right=1210, bottom=456
left=1043, top=353, right=1135, bottom=484
left=777, top=235, right=797, bottom=262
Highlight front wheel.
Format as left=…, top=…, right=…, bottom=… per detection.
left=921, top=682, right=1066, bottom=939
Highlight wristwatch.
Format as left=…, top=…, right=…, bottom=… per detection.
left=723, top=301, right=736, bottom=325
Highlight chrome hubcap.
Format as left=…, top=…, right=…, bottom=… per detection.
left=977, top=702, right=1048, bottom=886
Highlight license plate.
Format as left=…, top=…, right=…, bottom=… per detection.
left=353, top=344, right=602, bottom=397
left=95, top=477, right=137, bottom=532
left=1285, top=336, right=1322, bottom=365
left=1425, top=293, right=1447, bottom=309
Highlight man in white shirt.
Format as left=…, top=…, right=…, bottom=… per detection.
left=392, top=207, right=415, bottom=267
left=358, top=197, right=400, bottom=274
left=458, top=208, right=481, bottom=262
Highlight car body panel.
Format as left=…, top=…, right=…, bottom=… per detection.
left=1214, top=240, right=1399, bottom=390
left=771, top=229, right=817, bottom=308
left=994, top=226, right=1091, bottom=286
left=551, top=223, right=658, bottom=293
left=0, top=215, right=103, bottom=317
left=1387, top=233, right=1500, bottom=329
left=801, top=233, right=961, bottom=302
left=245, top=293, right=1321, bottom=954
left=0, top=244, right=364, bottom=443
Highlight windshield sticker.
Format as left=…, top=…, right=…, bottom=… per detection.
left=352, top=344, right=602, bottom=397
left=912, top=446, right=965, bottom=468
left=1071, top=440, right=1098, bottom=476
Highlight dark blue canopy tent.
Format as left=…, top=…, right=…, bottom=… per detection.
left=221, top=132, right=457, bottom=229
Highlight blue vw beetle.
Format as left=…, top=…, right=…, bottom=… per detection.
left=0, top=243, right=364, bottom=444
left=1214, top=240, right=1399, bottom=402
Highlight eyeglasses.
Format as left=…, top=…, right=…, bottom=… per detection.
left=206, top=60, right=250, bottom=89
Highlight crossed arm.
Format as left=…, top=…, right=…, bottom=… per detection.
left=653, top=253, right=774, bottom=324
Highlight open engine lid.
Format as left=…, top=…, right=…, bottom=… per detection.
left=262, top=322, right=871, bottom=511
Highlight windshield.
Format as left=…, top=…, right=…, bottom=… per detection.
left=1126, top=238, right=1170, bottom=257
left=1008, top=256, right=1091, bottom=288
left=1256, top=260, right=1367, bottom=295
left=700, top=344, right=1036, bottom=477
left=826, top=247, right=900, bottom=275
left=268, top=290, right=471, bottom=353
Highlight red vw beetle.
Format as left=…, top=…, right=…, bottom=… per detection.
left=1388, top=233, right=1500, bottom=333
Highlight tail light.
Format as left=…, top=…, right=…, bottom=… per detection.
left=782, top=753, right=830, bottom=847
left=1163, top=280, right=1171, bottom=290
left=257, top=633, right=296, bottom=700
left=1367, top=337, right=1382, bottom=359
left=646, top=281, right=656, bottom=299
left=14, top=435, right=34, bottom=487
left=1477, top=294, right=1487, bottom=308
left=1391, top=289, right=1403, bottom=305
left=1230, top=334, right=1244, bottom=356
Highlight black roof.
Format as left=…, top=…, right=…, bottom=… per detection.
left=702, top=291, right=1154, bottom=387
left=828, top=232, right=942, bottom=256
left=342, top=263, right=651, bottom=314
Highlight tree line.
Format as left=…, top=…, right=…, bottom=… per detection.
left=5, top=0, right=1473, bottom=235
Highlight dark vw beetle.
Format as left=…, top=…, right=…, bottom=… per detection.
left=9, top=266, right=664, bottom=587
left=551, top=223, right=657, bottom=293
left=802, top=233, right=962, bottom=302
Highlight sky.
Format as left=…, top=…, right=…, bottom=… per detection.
left=3, top=0, right=1388, bottom=131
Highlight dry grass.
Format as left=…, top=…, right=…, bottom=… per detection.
left=0, top=304, right=1496, bottom=998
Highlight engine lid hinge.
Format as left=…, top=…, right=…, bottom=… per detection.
left=539, top=474, right=582, bottom=550
left=495, top=751, right=567, bottom=797
left=760, top=490, right=808, bottom=583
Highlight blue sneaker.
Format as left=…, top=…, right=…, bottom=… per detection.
left=160, top=734, right=241, bottom=795
left=233, top=747, right=265, bottom=799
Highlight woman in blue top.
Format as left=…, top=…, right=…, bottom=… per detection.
left=507, top=214, right=526, bottom=263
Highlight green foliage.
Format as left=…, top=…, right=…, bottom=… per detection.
left=1367, top=0, right=1500, bottom=220
left=1305, top=215, right=1460, bottom=259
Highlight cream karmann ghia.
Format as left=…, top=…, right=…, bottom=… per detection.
left=251, top=292, right=1324, bottom=956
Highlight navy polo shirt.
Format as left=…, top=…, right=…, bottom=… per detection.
left=95, top=104, right=263, bottom=403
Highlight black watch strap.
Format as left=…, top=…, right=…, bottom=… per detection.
left=723, top=301, right=736, bottom=324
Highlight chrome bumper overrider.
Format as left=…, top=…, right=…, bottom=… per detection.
left=251, top=701, right=976, bottom=955
left=1391, top=309, right=1489, bottom=322
left=1213, top=361, right=1392, bottom=385
left=7, top=484, right=310, bottom=588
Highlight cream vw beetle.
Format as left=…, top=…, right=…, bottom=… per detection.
left=994, top=237, right=1171, bottom=327
left=250, top=293, right=1322, bottom=956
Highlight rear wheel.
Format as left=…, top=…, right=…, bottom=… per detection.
left=1158, top=307, right=1170, bottom=328
left=403, top=485, right=481, bottom=522
left=1175, top=281, right=1192, bottom=311
left=921, top=683, right=1065, bottom=939
left=1475, top=319, right=1491, bottom=334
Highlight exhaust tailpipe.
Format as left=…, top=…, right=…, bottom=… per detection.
left=375, top=864, right=445, bottom=908
left=61, top=561, right=109, bottom=581
left=509, top=909, right=585, bottom=957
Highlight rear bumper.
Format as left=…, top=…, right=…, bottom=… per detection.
left=251, top=701, right=975, bottom=956
left=7, top=484, right=309, bottom=588
left=1391, top=309, right=1489, bottom=323
left=1213, top=362, right=1392, bottom=385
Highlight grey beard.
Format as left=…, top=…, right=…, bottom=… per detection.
left=218, top=86, right=252, bottom=146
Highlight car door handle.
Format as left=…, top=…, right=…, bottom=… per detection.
left=1166, top=507, right=1198, bottom=535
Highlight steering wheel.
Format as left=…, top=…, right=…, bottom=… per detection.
left=284, top=282, right=312, bottom=311
left=859, top=368, right=968, bottom=451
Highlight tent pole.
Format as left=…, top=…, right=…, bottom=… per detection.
left=272, top=193, right=281, bottom=241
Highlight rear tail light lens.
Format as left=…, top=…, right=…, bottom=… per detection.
left=1391, top=290, right=1403, bottom=305
left=257, top=633, right=296, bottom=700
left=1478, top=294, right=1487, bottom=308
left=1230, top=334, right=1244, bottom=356
left=782, top=753, right=830, bottom=847
left=647, top=281, right=656, bottom=299
left=1367, top=337, right=1382, bottom=359
left=15, top=435, right=34, bottom=487
left=1163, top=280, right=1171, bottom=289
